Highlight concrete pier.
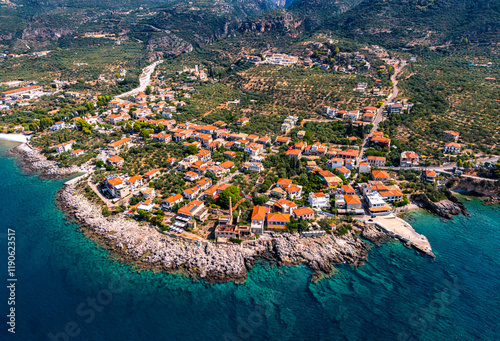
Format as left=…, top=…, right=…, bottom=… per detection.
left=367, top=215, right=435, bottom=257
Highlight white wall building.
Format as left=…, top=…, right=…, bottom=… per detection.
left=308, top=192, right=330, bottom=209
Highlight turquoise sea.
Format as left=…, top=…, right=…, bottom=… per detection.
left=0, top=140, right=499, bottom=341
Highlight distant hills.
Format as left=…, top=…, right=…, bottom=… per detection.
left=0, top=0, right=295, bottom=52
left=1, top=0, right=498, bottom=54
left=284, top=0, right=500, bottom=47
left=327, top=0, right=500, bottom=47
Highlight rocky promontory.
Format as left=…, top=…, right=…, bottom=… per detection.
left=359, top=222, right=393, bottom=246
left=57, top=181, right=371, bottom=283
left=9, top=143, right=79, bottom=179
left=428, top=199, right=469, bottom=220
left=452, top=177, right=500, bottom=198
left=414, top=191, right=470, bottom=220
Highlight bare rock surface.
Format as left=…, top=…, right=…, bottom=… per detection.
left=57, top=182, right=371, bottom=283
left=9, top=143, right=79, bottom=179
left=430, top=199, right=468, bottom=220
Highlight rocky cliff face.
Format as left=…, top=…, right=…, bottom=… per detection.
left=239, top=11, right=301, bottom=37
left=414, top=190, right=471, bottom=220
left=147, top=34, right=194, bottom=61
left=452, top=177, right=500, bottom=198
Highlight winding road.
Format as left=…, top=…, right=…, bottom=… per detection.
left=355, top=60, right=407, bottom=167
left=381, top=156, right=499, bottom=181
left=348, top=60, right=407, bottom=184
left=116, top=59, right=163, bottom=98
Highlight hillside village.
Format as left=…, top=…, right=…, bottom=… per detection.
left=1, top=44, right=499, bottom=245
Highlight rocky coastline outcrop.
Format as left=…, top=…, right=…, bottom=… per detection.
left=358, top=222, right=393, bottom=246
left=57, top=181, right=371, bottom=283
left=9, top=143, right=79, bottom=179
left=428, top=199, right=469, bottom=220
left=414, top=191, right=470, bottom=220
left=451, top=177, right=500, bottom=198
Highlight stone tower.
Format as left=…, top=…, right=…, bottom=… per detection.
left=229, top=196, right=233, bottom=224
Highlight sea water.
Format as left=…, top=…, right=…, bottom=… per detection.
left=0, top=141, right=498, bottom=341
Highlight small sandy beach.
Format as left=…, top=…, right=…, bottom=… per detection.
left=0, top=133, right=29, bottom=143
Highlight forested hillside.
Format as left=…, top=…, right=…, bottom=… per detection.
left=0, top=0, right=295, bottom=52
left=326, top=0, right=500, bottom=47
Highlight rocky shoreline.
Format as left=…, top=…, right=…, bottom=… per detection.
left=452, top=177, right=500, bottom=200
left=427, top=198, right=469, bottom=220
left=413, top=191, right=470, bottom=220
left=57, top=181, right=374, bottom=283
left=9, top=143, right=79, bottom=179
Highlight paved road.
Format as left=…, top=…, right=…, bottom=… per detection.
left=356, top=61, right=406, bottom=165
left=351, top=60, right=407, bottom=182
left=220, top=170, right=242, bottom=184
left=381, top=156, right=499, bottom=181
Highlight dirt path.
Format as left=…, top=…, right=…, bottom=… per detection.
left=202, top=109, right=214, bottom=118
left=232, top=198, right=246, bottom=212
left=300, top=118, right=333, bottom=127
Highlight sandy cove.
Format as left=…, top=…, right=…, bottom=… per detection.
left=9, top=143, right=79, bottom=179
left=0, top=133, right=29, bottom=143
left=57, top=180, right=379, bottom=283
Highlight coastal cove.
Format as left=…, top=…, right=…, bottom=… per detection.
left=10, top=141, right=430, bottom=283
left=1, top=140, right=499, bottom=341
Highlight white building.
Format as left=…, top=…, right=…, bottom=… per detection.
left=358, top=162, right=371, bottom=173
left=161, top=194, right=184, bottom=211
left=444, top=143, right=461, bottom=154
left=345, top=111, right=360, bottom=121
left=104, top=175, right=130, bottom=198
left=244, top=162, right=264, bottom=172
left=308, top=192, right=330, bottom=209
left=365, top=192, right=392, bottom=216
left=51, top=121, right=66, bottom=131
left=264, top=54, right=298, bottom=66
left=366, top=192, right=386, bottom=209
left=320, top=106, right=338, bottom=118
left=366, top=156, right=386, bottom=167
left=327, top=158, right=343, bottom=169
left=55, top=140, right=76, bottom=154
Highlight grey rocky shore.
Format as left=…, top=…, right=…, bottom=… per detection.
left=414, top=190, right=470, bottom=220
left=428, top=199, right=469, bottom=220
left=9, top=143, right=79, bottom=179
left=57, top=181, right=374, bottom=284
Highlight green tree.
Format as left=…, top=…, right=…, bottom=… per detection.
left=140, top=129, right=152, bottom=139
left=137, top=210, right=151, bottom=221
left=124, top=122, right=133, bottom=133
left=39, top=118, right=54, bottom=130
left=102, top=206, right=111, bottom=217
left=304, top=130, right=312, bottom=144
left=186, top=144, right=199, bottom=155
left=76, top=119, right=92, bottom=134
left=253, top=195, right=269, bottom=206
left=219, top=186, right=241, bottom=209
